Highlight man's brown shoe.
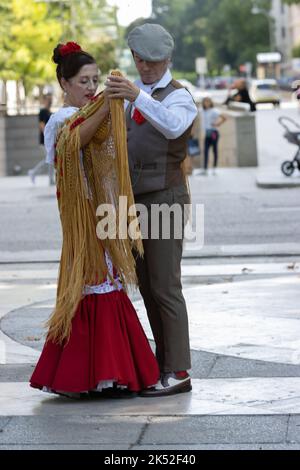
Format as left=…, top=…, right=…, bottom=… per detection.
left=139, top=373, right=192, bottom=398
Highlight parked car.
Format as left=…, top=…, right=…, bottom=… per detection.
left=177, top=78, right=197, bottom=93
left=249, top=79, right=281, bottom=107
left=277, top=77, right=294, bottom=91
left=177, top=78, right=206, bottom=103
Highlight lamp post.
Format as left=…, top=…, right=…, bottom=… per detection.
left=251, top=5, right=275, bottom=52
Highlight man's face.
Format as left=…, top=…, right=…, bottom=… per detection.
left=133, top=52, right=169, bottom=84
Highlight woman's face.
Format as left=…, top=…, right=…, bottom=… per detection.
left=62, top=63, right=100, bottom=108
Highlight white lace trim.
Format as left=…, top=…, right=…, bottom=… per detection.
left=41, top=379, right=126, bottom=397
left=83, top=251, right=123, bottom=296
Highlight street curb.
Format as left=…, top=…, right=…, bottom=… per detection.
left=256, top=171, right=300, bottom=188
left=1, top=244, right=300, bottom=263
left=183, top=243, right=300, bottom=258
left=256, top=180, right=300, bottom=188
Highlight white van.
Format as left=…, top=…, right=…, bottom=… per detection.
left=250, top=79, right=281, bottom=107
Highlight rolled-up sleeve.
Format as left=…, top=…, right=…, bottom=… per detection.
left=134, top=88, right=198, bottom=139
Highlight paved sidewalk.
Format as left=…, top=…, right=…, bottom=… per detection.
left=256, top=167, right=300, bottom=188
left=0, top=171, right=299, bottom=449
left=0, top=260, right=299, bottom=449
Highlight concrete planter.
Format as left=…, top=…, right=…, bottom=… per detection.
left=0, top=114, right=42, bottom=176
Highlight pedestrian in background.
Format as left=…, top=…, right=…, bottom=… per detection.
left=225, top=79, right=256, bottom=112
left=28, top=93, right=55, bottom=185
left=201, top=97, right=226, bottom=175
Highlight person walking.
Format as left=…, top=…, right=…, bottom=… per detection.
left=106, top=24, right=198, bottom=397
left=28, top=93, right=55, bottom=185
left=225, top=79, right=256, bottom=112
left=30, top=42, right=159, bottom=399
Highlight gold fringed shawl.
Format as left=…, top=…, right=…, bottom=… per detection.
left=45, top=70, right=143, bottom=345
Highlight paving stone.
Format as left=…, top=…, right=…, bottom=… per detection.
left=5, top=304, right=299, bottom=381
left=132, top=443, right=300, bottom=450
left=0, top=364, right=35, bottom=382
left=142, top=416, right=289, bottom=445
left=209, top=356, right=300, bottom=378
left=0, top=417, right=12, bottom=432
left=0, top=444, right=130, bottom=450
left=0, top=416, right=147, bottom=445
left=287, top=415, right=300, bottom=444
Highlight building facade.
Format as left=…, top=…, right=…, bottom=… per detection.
left=270, top=0, right=291, bottom=65
left=288, top=2, right=300, bottom=57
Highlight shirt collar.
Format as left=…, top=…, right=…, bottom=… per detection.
left=135, top=69, right=172, bottom=94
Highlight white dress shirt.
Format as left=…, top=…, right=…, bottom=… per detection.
left=126, top=69, right=198, bottom=139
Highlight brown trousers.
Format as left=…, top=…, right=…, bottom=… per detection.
left=134, top=184, right=191, bottom=373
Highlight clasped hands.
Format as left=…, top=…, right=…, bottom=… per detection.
left=104, top=75, right=140, bottom=103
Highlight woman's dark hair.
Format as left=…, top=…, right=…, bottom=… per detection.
left=52, top=43, right=96, bottom=87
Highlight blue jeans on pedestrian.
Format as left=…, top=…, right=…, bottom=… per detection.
left=204, top=129, right=219, bottom=169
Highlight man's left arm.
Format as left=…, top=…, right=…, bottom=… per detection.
left=134, top=89, right=197, bottom=139
left=106, top=76, right=197, bottom=139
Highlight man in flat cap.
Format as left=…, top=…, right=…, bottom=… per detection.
left=106, top=23, right=197, bottom=397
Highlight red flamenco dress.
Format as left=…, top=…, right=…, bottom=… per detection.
left=30, top=253, right=159, bottom=397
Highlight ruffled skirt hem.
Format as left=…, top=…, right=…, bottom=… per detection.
left=29, top=290, right=159, bottom=394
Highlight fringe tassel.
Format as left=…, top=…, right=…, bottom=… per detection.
left=46, top=73, right=142, bottom=344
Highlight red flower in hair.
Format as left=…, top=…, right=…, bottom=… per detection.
left=59, top=42, right=82, bottom=57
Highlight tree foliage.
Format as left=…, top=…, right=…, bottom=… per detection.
left=0, top=0, right=118, bottom=96
left=126, top=0, right=272, bottom=74
left=57, top=0, right=118, bottom=73
left=282, top=0, right=300, bottom=4
left=0, top=0, right=62, bottom=92
left=205, top=0, right=272, bottom=72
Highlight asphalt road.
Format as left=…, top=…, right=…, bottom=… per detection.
left=0, top=104, right=299, bottom=256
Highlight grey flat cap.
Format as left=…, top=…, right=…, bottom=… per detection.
left=128, top=23, right=174, bottom=62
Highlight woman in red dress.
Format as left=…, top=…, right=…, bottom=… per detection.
left=29, top=42, right=159, bottom=399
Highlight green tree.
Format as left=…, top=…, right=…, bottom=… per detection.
left=125, top=0, right=272, bottom=75
left=292, top=44, right=300, bottom=57
left=56, top=0, right=118, bottom=72
left=0, top=0, right=118, bottom=105
left=125, top=0, right=208, bottom=73
left=0, top=0, right=62, bottom=102
left=205, top=0, right=272, bottom=73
